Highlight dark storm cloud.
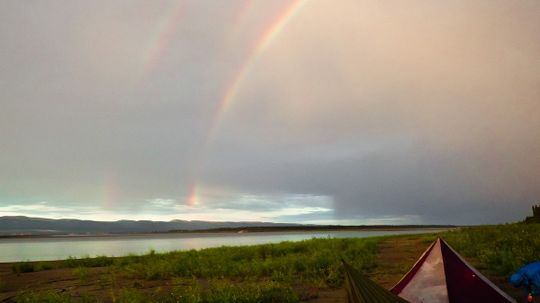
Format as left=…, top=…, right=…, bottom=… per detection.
left=200, top=0, right=540, bottom=224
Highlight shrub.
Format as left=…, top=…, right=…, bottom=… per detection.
left=34, top=262, right=54, bottom=271
left=65, top=255, right=113, bottom=268
left=12, top=262, right=34, bottom=274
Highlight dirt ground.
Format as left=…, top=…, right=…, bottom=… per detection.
left=0, top=237, right=522, bottom=302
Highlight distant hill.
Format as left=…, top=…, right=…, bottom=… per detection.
left=0, top=216, right=296, bottom=236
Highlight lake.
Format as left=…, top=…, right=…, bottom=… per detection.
left=0, top=229, right=445, bottom=262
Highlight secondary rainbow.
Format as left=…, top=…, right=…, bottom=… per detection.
left=142, top=1, right=186, bottom=77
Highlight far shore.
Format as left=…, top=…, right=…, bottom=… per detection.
left=0, top=225, right=456, bottom=239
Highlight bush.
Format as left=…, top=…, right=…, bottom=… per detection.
left=12, top=262, right=34, bottom=274
left=64, top=255, right=113, bottom=268
left=34, top=262, right=54, bottom=271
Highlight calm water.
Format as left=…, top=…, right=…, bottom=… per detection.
left=0, top=229, right=445, bottom=262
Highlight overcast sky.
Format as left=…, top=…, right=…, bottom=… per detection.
left=1, top=0, right=539, bottom=224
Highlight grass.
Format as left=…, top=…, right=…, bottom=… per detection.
left=65, top=255, right=114, bottom=268
left=15, top=290, right=72, bottom=303
left=116, top=288, right=145, bottom=303
left=34, top=262, right=54, bottom=271
left=73, top=266, right=89, bottom=284
left=203, top=280, right=298, bottom=303
left=113, top=237, right=380, bottom=288
left=8, top=237, right=381, bottom=302
left=442, top=223, right=540, bottom=275
left=37, top=237, right=379, bottom=289
left=7, top=223, right=540, bottom=302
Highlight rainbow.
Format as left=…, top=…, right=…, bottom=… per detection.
left=207, top=0, right=307, bottom=139
left=140, top=1, right=308, bottom=206
left=187, top=0, right=307, bottom=206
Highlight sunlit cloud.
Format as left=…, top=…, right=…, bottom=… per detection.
left=147, top=198, right=176, bottom=208
left=0, top=193, right=334, bottom=223
left=0, top=202, right=73, bottom=213
left=0, top=202, right=98, bottom=219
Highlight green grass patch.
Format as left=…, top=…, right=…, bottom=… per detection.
left=167, top=278, right=298, bottom=303
left=117, top=288, right=145, bottom=303
left=442, top=223, right=540, bottom=275
left=109, top=237, right=380, bottom=289
left=15, top=290, right=71, bottom=303
left=204, top=279, right=298, bottom=303
left=73, top=266, right=90, bottom=284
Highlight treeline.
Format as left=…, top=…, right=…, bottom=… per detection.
left=167, top=224, right=456, bottom=233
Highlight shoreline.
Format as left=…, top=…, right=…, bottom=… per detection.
left=0, top=228, right=453, bottom=264
left=0, top=225, right=456, bottom=240
left=0, top=226, right=526, bottom=302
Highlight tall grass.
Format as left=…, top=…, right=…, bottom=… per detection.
left=111, top=237, right=379, bottom=289
left=167, top=279, right=298, bottom=303
left=9, top=237, right=379, bottom=302
left=15, top=290, right=72, bottom=303
left=73, top=266, right=89, bottom=284
left=442, top=223, right=540, bottom=275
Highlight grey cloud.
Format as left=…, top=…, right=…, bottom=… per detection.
left=199, top=0, right=540, bottom=224
left=1, top=0, right=539, bottom=224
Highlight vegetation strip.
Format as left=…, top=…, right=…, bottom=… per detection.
left=1, top=223, right=538, bottom=302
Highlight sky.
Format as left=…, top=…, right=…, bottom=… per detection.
left=1, top=0, right=539, bottom=225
